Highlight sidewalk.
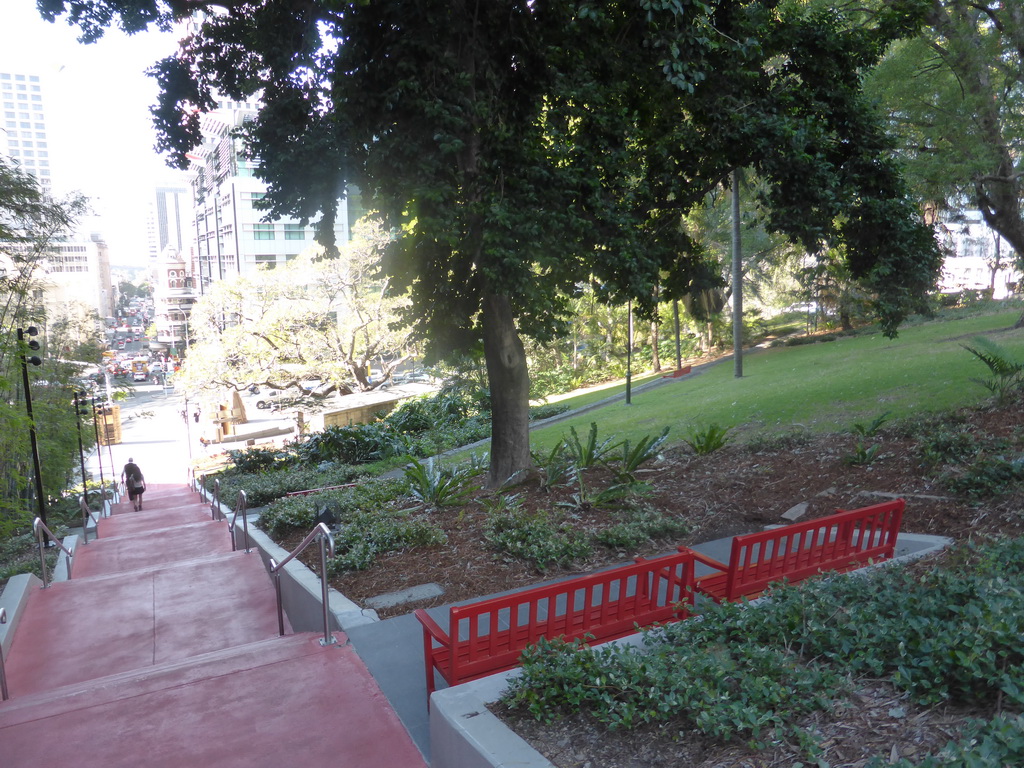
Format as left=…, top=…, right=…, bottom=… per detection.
left=0, top=484, right=425, bottom=768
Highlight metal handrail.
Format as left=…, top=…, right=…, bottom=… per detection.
left=0, top=607, right=8, bottom=700
left=211, top=478, right=220, bottom=520
left=268, top=522, right=337, bottom=647
left=228, top=490, right=251, bottom=553
left=33, top=518, right=74, bottom=589
left=79, top=495, right=99, bottom=545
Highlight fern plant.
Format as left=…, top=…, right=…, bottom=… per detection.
left=684, top=424, right=732, bottom=455
left=565, top=422, right=621, bottom=469
left=851, top=412, right=890, bottom=438
left=616, top=427, right=670, bottom=483
left=531, top=439, right=573, bottom=492
left=403, top=458, right=480, bottom=509
left=963, top=337, right=1024, bottom=403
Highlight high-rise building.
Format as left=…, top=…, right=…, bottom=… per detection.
left=186, top=99, right=351, bottom=290
left=155, top=186, right=190, bottom=255
left=0, top=71, right=51, bottom=189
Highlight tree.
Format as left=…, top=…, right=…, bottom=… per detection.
left=0, top=157, right=90, bottom=534
left=176, top=222, right=415, bottom=400
left=44, top=0, right=943, bottom=487
left=865, top=0, right=1023, bottom=322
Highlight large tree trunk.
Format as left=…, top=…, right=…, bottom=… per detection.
left=482, top=293, right=532, bottom=489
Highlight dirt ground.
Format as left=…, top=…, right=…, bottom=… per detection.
left=329, top=393, right=1023, bottom=618
left=309, top=391, right=1023, bottom=768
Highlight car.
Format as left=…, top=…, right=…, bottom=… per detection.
left=132, top=371, right=148, bottom=382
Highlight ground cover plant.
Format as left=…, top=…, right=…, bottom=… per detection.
left=498, top=537, right=1024, bottom=767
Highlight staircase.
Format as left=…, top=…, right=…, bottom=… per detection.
left=0, top=484, right=425, bottom=768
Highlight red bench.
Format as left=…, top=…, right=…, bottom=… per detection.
left=688, top=499, right=905, bottom=603
left=661, top=365, right=692, bottom=379
left=415, top=549, right=697, bottom=698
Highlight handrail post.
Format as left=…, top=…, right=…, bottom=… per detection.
left=79, top=495, right=91, bottom=545
left=211, top=478, right=220, bottom=520
left=34, top=518, right=50, bottom=588
left=237, top=490, right=251, bottom=553
left=0, top=607, right=8, bottom=700
left=319, top=529, right=336, bottom=647
left=270, top=558, right=285, bottom=636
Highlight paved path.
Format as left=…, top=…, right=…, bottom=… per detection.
left=0, top=484, right=425, bottom=768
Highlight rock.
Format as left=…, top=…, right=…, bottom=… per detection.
left=782, top=502, right=809, bottom=521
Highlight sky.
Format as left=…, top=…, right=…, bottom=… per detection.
left=0, top=1, right=186, bottom=265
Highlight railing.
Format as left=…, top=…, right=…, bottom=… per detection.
left=1, top=606, right=8, bottom=700
left=228, top=490, right=252, bottom=553
left=210, top=478, right=220, bottom=520
left=268, top=522, right=337, bottom=647
left=33, top=518, right=74, bottom=589
left=79, top=495, right=99, bottom=545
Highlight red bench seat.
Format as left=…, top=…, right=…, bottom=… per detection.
left=688, top=499, right=905, bottom=603
left=415, top=549, right=696, bottom=699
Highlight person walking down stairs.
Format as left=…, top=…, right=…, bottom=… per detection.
left=120, top=458, right=147, bottom=511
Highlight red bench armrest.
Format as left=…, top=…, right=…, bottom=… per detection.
left=414, top=608, right=450, bottom=647
left=684, top=548, right=729, bottom=572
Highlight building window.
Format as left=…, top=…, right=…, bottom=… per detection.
left=252, top=223, right=275, bottom=240
left=255, top=254, right=277, bottom=269
left=284, top=223, right=306, bottom=241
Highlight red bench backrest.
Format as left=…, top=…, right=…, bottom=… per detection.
left=724, top=499, right=905, bottom=600
left=447, top=550, right=695, bottom=683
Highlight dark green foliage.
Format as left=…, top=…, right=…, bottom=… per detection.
left=565, top=423, right=621, bottom=469
left=295, top=423, right=411, bottom=465
left=506, top=634, right=838, bottom=742
left=328, top=508, right=446, bottom=573
left=615, top=427, right=669, bottom=483
left=945, top=454, right=1024, bottom=499
left=917, top=425, right=979, bottom=469
left=529, top=403, right=570, bottom=421
left=217, top=464, right=363, bottom=510
left=256, top=478, right=409, bottom=538
left=531, top=440, right=574, bottom=493
left=227, top=446, right=292, bottom=474
left=684, top=424, right=733, bottom=455
left=483, top=500, right=593, bottom=572
left=962, top=337, right=1024, bottom=403
left=504, top=537, right=1024, bottom=763
left=403, top=458, right=481, bottom=509
left=594, top=505, right=690, bottom=551
left=867, top=715, right=1024, bottom=768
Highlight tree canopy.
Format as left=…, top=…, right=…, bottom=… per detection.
left=177, top=221, right=415, bottom=399
left=43, top=0, right=944, bottom=485
left=866, top=0, right=1023, bottom=265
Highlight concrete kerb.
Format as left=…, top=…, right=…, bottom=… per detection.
left=204, top=489, right=380, bottom=634
left=427, top=532, right=954, bottom=768
left=0, top=573, right=42, bottom=659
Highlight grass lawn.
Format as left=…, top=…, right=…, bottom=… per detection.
left=527, top=304, right=1024, bottom=453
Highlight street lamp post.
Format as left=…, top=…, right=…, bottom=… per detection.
left=17, top=326, right=48, bottom=538
left=73, top=391, right=89, bottom=494
left=90, top=398, right=107, bottom=508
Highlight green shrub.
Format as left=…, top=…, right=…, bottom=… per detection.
left=594, top=505, right=690, bottom=551
left=219, top=463, right=364, bottom=509
left=295, top=423, right=410, bottom=465
left=684, top=424, right=732, bottom=455
left=483, top=502, right=592, bottom=571
left=944, top=454, right=1024, bottom=498
left=257, top=477, right=409, bottom=538
left=565, top=422, right=620, bottom=469
left=227, top=446, right=292, bottom=473
left=503, top=537, right=1024, bottom=764
left=530, top=402, right=571, bottom=421
left=328, top=508, right=446, bottom=573
left=404, top=458, right=481, bottom=508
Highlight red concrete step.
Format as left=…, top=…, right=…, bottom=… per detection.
left=5, top=551, right=283, bottom=696
left=0, top=632, right=426, bottom=768
left=75, top=520, right=232, bottom=577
